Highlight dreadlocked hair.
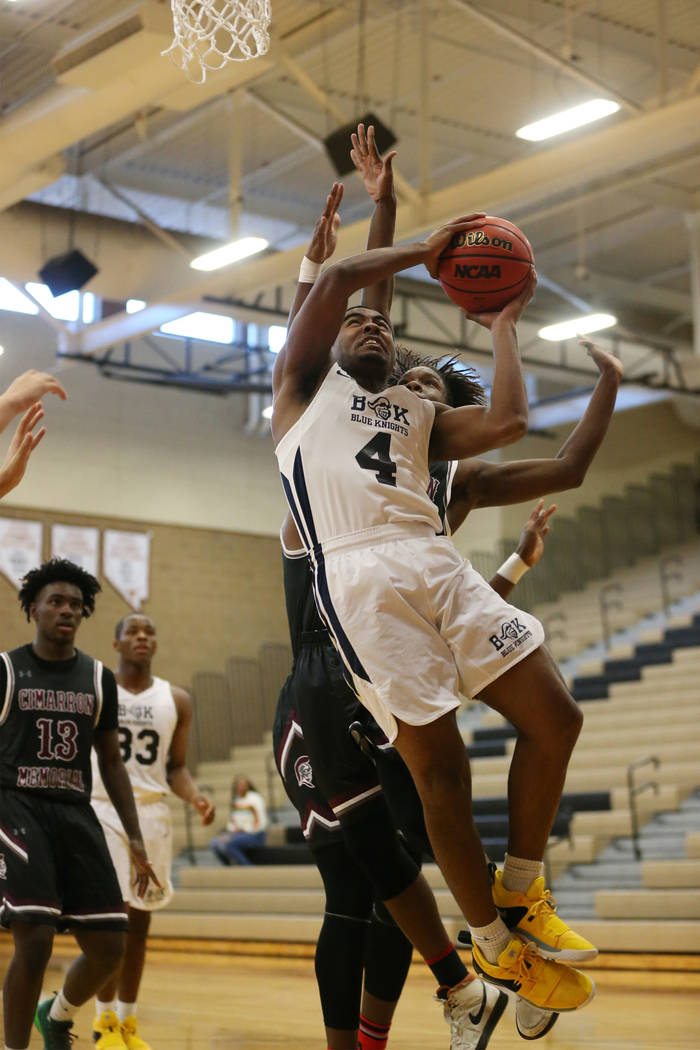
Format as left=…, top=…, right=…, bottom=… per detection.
left=392, top=345, right=486, bottom=408
left=18, top=558, right=101, bottom=621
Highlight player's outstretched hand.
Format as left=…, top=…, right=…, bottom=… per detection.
left=423, top=214, right=487, bottom=278
left=129, top=839, right=162, bottom=899
left=350, top=123, right=397, bottom=203
left=3, top=369, right=67, bottom=413
left=305, top=182, right=344, bottom=267
left=0, top=404, right=46, bottom=499
left=464, top=269, right=538, bottom=330
left=516, top=500, right=557, bottom=567
left=193, top=792, right=216, bottom=826
left=579, top=337, right=623, bottom=380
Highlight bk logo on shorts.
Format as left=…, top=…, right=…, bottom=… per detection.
left=489, top=617, right=532, bottom=657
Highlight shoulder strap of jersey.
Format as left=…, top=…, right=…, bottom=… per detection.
left=92, top=658, right=104, bottom=727
left=0, top=652, right=14, bottom=727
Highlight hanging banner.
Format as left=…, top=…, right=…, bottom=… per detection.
left=103, top=529, right=151, bottom=610
left=51, top=524, right=99, bottom=577
left=0, top=518, right=43, bottom=589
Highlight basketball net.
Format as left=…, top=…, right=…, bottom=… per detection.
left=162, top=0, right=272, bottom=84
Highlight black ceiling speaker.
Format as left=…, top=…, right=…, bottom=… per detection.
left=323, top=111, right=397, bottom=176
left=38, top=249, right=98, bottom=297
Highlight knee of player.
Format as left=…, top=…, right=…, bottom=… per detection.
left=415, top=752, right=471, bottom=801
left=553, top=694, right=583, bottom=746
left=343, top=820, right=419, bottom=901
left=127, top=906, right=152, bottom=941
left=12, top=921, right=54, bottom=966
left=90, top=930, right=126, bottom=972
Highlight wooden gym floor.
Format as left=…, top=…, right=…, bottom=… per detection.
left=3, top=938, right=699, bottom=1049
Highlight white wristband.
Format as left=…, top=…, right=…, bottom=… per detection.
left=299, top=256, right=322, bottom=284
left=497, top=552, right=529, bottom=584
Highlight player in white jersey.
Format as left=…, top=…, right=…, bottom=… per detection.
left=91, top=614, right=214, bottom=1050
left=272, top=209, right=596, bottom=1016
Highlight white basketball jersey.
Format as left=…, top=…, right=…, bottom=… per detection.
left=275, top=366, right=441, bottom=553
left=91, top=676, right=178, bottom=804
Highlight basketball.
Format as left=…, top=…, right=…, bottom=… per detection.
left=437, top=216, right=534, bottom=313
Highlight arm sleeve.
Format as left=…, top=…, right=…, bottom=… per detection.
left=96, top=666, right=119, bottom=733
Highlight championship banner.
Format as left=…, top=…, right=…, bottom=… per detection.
left=51, top=524, right=99, bottom=577
left=103, top=529, right=151, bottom=610
left=0, top=518, right=43, bottom=589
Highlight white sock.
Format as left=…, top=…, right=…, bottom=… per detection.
left=49, top=990, right=78, bottom=1023
left=6, top=1044, right=29, bottom=1050
left=95, top=999, right=116, bottom=1019
left=117, top=1002, right=136, bottom=1023
left=501, top=853, right=544, bottom=894
left=469, top=915, right=512, bottom=964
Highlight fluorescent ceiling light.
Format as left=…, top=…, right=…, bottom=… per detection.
left=126, top=298, right=147, bottom=314
left=538, top=313, right=617, bottom=341
left=190, top=236, right=268, bottom=272
left=160, top=311, right=234, bottom=344
left=261, top=405, right=273, bottom=419
left=25, top=283, right=80, bottom=321
left=516, top=99, right=620, bottom=141
left=0, top=278, right=39, bottom=315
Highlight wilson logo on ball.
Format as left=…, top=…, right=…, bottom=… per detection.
left=451, top=230, right=514, bottom=252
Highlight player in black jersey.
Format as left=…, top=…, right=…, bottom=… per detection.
left=0, top=559, right=156, bottom=1050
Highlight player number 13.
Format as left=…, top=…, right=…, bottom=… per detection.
left=355, top=433, right=397, bottom=487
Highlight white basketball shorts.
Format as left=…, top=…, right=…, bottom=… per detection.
left=316, top=529, right=545, bottom=742
left=92, top=797, right=174, bottom=910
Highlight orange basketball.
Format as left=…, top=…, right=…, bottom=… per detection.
left=437, top=216, right=534, bottom=313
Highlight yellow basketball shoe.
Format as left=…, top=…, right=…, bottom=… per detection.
left=92, top=1011, right=127, bottom=1050
left=471, top=938, right=595, bottom=1012
left=492, top=871, right=598, bottom=962
left=120, top=1017, right=152, bottom=1050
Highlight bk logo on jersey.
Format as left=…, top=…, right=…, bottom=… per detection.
left=350, top=394, right=409, bottom=425
left=489, top=617, right=532, bottom=657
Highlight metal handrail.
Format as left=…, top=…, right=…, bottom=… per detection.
left=265, top=751, right=279, bottom=824
left=627, top=756, right=660, bottom=860
left=599, top=581, right=623, bottom=649
left=543, top=610, right=568, bottom=642
left=659, top=554, right=683, bottom=613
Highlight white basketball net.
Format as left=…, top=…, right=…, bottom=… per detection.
left=162, top=0, right=272, bottom=84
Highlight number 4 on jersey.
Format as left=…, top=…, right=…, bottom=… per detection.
left=355, top=433, right=397, bottom=487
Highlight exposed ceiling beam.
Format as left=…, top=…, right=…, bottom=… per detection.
left=555, top=267, right=691, bottom=317
left=447, top=0, right=643, bottom=113
left=274, top=37, right=422, bottom=208
left=6, top=91, right=698, bottom=357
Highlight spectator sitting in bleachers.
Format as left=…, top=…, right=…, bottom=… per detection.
left=210, top=775, right=268, bottom=866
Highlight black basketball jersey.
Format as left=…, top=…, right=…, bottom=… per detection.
left=0, top=645, right=118, bottom=803
left=428, top=459, right=458, bottom=536
left=283, top=550, right=324, bottom=659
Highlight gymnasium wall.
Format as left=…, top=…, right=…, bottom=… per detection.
left=0, top=502, right=290, bottom=690
left=0, top=312, right=287, bottom=535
